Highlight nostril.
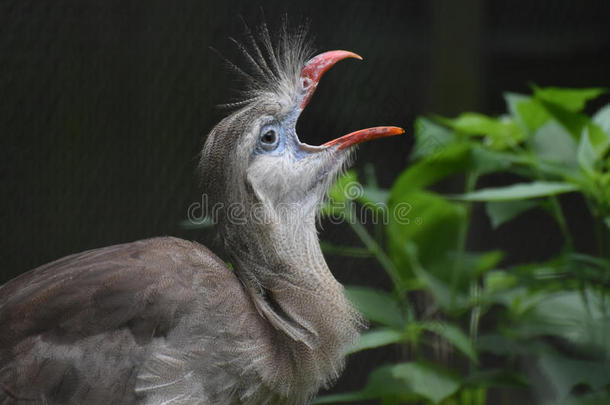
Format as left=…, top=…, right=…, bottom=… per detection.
left=301, top=77, right=311, bottom=90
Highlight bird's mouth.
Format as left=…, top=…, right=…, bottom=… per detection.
left=298, top=50, right=405, bottom=150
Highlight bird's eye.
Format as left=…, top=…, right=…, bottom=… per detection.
left=261, top=130, right=276, bottom=144
left=259, top=128, right=279, bottom=151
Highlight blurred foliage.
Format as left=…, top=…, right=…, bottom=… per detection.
left=315, top=86, right=610, bottom=404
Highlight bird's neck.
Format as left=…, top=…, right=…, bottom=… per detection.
left=224, top=217, right=361, bottom=394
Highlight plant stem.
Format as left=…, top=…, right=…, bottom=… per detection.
left=594, top=214, right=604, bottom=259
left=525, top=150, right=574, bottom=251
left=452, top=171, right=482, bottom=370
left=549, top=196, right=574, bottom=251
left=594, top=209, right=610, bottom=357
left=451, top=172, right=478, bottom=303
left=320, top=241, right=374, bottom=258
left=345, top=204, right=404, bottom=291
left=469, top=282, right=481, bottom=344
left=599, top=219, right=610, bottom=359
left=363, top=164, right=385, bottom=247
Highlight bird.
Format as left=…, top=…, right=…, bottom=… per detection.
left=0, top=26, right=404, bottom=405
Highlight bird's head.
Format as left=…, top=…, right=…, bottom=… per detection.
left=198, top=32, right=403, bottom=355
left=200, top=43, right=403, bottom=237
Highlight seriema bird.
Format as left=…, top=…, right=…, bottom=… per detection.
left=0, top=28, right=403, bottom=404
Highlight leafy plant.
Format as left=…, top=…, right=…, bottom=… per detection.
left=315, top=86, right=610, bottom=404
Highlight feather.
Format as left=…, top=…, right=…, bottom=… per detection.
left=217, top=19, right=314, bottom=109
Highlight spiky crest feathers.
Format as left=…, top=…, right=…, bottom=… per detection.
left=215, top=19, right=314, bottom=110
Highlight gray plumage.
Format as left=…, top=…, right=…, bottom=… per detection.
left=1, top=26, right=401, bottom=404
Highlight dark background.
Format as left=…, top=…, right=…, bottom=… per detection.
left=1, top=0, right=609, bottom=400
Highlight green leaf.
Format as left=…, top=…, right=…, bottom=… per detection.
left=518, top=290, right=610, bottom=354
left=470, top=146, right=514, bottom=174
left=536, top=98, right=590, bottom=138
left=402, top=143, right=514, bottom=197
left=533, top=86, right=606, bottom=112
left=327, top=170, right=359, bottom=203
left=476, top=334, right=525, bottom=356
left=438, top=113, right=499, bottom=135
left=578, top=122, right=610, bottom=173
left=470, top=250, right=505, bottom=276
left=389, top=152, right=469, bottom=281
left=483, top=271, right=518, bottom=295
left=313, top=365, right=417, bottom=403
left=465, top=369, right=529, bottom=388
left=359, top=187, right=390, bottom=206
left=504, top=92, right=550, bottom=132
left=438, top=113, right=525, bottom=150
left=400, top=143, right=473, bottom=191
left=537, top=352, right=610, bottom=400
left=458, top=387, right=488, bottom=405
left=444, top=250, right=504, bottom=283
left=593, top=103, right=610, bottom=135
left=392, top=361, right=461, bottom=404
left=578, top=124, right=601, bottom=173
left=401, top=243, right=470, bottom=311
left=345, top=286, right=405, bottom=329
left=418, top=264, right=468, bottom=310
left=347, top=328, right=406, bottom=354
left=358, top=186, right=391, bottom=218
left=530, top=120, right=578, bottom=168
left=323, top=171, right=366, bottom=217
left=412, top=117, right=454, bottom=160
left=454, top=181, right=579, bottom=201
left=319, top=201, right=351, bottom=218
left=485, top=200, right=540, bottom=228
left=387, top=191, right=464, bottom=280
left=422, top=321, right=478, bottom=363
left=497, top=287, right=548, bottom=319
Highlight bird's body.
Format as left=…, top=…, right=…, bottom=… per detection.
left=1, top=26, right=403, bottom=404
left=1, top=237, right=340, bottom=404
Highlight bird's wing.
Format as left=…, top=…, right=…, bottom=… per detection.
left=0, top=236, right=237, bottom=404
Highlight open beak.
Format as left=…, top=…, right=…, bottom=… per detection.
left=322, top=126, right=404, bottom=150
left=299, top=50, right=405, bottom=150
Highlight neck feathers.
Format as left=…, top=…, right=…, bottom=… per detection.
left=223, top=217, right=362, bottom=398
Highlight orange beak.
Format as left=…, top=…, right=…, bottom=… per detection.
left=322, top=126, right=405, bottom=150
left=300, top=50, right=404, bottom=149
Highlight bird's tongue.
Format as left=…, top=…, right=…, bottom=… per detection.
left=323, top=126, right=404, bottom=150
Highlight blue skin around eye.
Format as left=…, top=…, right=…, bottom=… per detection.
left=290, top=135, right=310, bottom=161
left=253, top=122, right=310, bottom=161
left=253, top=124, right=286, bottom=156
left=252, top=105, right=314, bottom=161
